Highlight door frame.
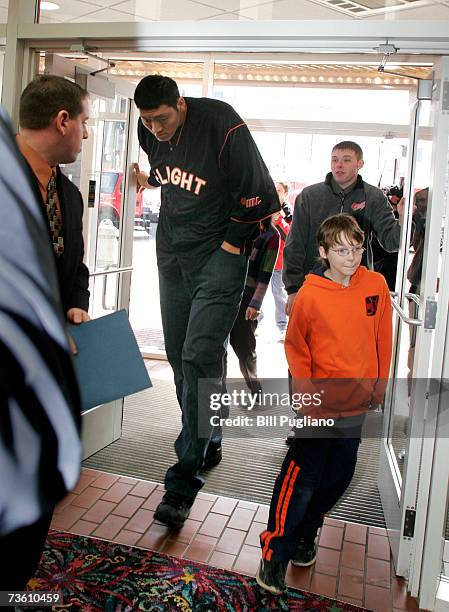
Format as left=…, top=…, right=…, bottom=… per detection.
left=408, top=56, right=449, bottom=607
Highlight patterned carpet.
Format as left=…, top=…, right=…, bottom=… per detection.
left=25, top=530, right=368, bottom=611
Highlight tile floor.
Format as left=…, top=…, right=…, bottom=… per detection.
left=52, top=467, right=420, bottom=611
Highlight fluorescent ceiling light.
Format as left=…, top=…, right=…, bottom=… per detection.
left=40, top=2, right=60, bottom=10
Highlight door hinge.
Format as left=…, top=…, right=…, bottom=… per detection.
left=403, top=508, right=416, bottom=538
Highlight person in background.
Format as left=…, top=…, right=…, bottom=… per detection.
left=17, top=75, right=90, bottom=324
left=283, top=141, right=401, bottom=316
left=228, top=217, right=279, bottom=396
left=272, top=181, right=292, bottom=340
left=0, top=106, right=82, bottom=593
left=257, top=214, right=392, bottom=594
left=258, top=182, right=291, bottom=341
left=133, top=74, right=280, bottom=529
left=372, top=185, right=402, bottom=290
left=407, top=187, right=429, bottom=388
left=277, top=181, right=293, bottom=223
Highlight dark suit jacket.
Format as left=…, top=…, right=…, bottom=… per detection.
left=27, top=165, right=90, bottom=313
left=55, top=168, right=90, bottom=313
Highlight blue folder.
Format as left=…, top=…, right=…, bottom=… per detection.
left=69, top=309, right=152, bottom=411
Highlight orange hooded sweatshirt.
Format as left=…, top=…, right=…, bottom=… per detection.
left=285, top=265, right=392, bottom=418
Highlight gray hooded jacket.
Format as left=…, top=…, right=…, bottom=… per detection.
left=283, top=172, right=400, bottom=294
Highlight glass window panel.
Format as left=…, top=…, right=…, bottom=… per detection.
left=213, top=85, right=410, bottom=124
left=386, top=100, right=433, bottom=477
left=248, top=130, right=426, bottom=192
left=96, top=120, right=127, bottom=262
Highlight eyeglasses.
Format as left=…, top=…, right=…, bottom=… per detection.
left=329, top=246, right=365, bottom=257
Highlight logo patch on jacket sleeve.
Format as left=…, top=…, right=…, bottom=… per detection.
left=365, top=295, right=379, bottom=316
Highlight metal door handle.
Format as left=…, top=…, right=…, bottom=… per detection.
left=89, top=266, right=133, bottom=278
left=391, top=297, right=422, bottom=326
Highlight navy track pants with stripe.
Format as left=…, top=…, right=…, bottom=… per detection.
left=260, top=436, right=360, bottom=562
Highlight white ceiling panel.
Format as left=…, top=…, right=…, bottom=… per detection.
left=199, top=11, right=254, bottom=18
left=38, top=0, right=104, bottom=20
left=71, top=0, right=131, bottom=6
left=39, top=13, right=66, bottom=23
left=113, top=0, right=227, bottom=20
left=364, top=1, right=449, bottom=17
left=71, top=7, right=153, bottom=21
left=238, top=0, right=345, bottom=19
left=192, top=0, right=280, bottom=9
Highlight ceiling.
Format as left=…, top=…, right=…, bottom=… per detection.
left=1, top=0, right=449, bottom=24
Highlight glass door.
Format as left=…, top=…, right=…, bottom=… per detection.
left=66, top=83, right=138, bottom=458
left=405, top=56, right=449, bottom=609
left=378, top=68, right=448, bottom=582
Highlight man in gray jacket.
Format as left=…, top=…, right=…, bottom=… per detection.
left=283, top=141, right=401, bottom=314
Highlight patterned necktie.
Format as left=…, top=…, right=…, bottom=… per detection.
left=46, top=170, right=64, bottom=256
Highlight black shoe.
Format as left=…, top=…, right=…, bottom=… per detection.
left=256, top=558, right=288, bottom=595
left=154, top=491, right=193, bottom=529
left=285, top=427, right=296, bottom=445
left=290, top=537, right=317, bottom=567
left=203, top=443, right=222, bottom=469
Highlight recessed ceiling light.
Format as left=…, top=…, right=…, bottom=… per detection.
left=40, top=2, right=60, bottom=10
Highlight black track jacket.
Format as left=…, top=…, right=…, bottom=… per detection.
left=138, top=97, right=279, bottom=273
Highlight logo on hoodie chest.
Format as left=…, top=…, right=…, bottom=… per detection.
left=365, top=295, right=379, bottom=316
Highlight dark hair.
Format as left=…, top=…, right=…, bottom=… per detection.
left=317, top=214, right=365, bottom=267
left=19, top=75, right=87, bottom=130
left=134, top=75, right=180, bottom=110
left=332, top=140, right=363, bottom=161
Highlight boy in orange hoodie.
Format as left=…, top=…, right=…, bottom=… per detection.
left=257, top=214, right=392, bottom=594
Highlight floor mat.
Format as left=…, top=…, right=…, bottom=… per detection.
left=83, top=380, right=386, bottom=528
left=25, top=530, right=368, bottom=611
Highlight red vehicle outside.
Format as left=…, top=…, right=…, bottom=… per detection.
left=98, top=171, right=145, bottom=229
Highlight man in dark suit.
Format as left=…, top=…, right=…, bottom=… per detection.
left=16, top=75, right=90, bottom=323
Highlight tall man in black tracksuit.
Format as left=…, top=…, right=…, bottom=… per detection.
left=283, top=140, right=401, bottom=314
left=134, top=75, right=279, bottom=528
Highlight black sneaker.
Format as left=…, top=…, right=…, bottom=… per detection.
left=290, top=537, right=317, bottom=567
left=256, top=558, right=288, bottom=595
left=203, top=443, right=222, bottom=469
left=154, top=491, right=193, bottom=529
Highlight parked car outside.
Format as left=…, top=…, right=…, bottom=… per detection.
left=141, top=187, right=160, bottom=224
left=98, top=171, right=145, bottom=230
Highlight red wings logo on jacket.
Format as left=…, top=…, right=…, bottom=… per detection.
left=351, top=201, right=366, bottom=211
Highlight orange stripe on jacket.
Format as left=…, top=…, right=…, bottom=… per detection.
left=229, top=212, right=274, bottom=225
left=218, top=122, right=245, bottom=166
